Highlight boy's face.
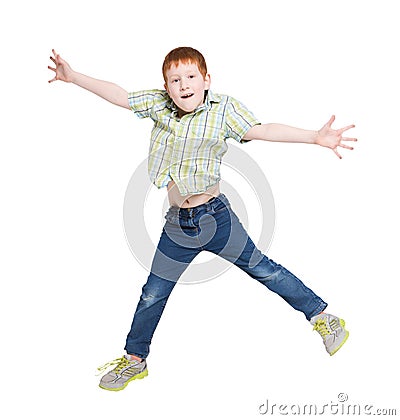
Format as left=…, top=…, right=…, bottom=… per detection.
left=164, top=61, right=211, bottom=116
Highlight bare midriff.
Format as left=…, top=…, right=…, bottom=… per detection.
left=167, top=180, right=220, bottom=208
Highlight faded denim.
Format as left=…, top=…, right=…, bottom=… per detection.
left=125, top=194, right=327, bottom=358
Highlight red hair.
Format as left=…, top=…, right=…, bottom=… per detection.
left=162, top=47, right=208, bottom=83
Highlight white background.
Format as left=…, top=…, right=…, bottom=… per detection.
left=1, top=0, right=399, bottom=418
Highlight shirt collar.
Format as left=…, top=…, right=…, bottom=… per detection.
left=205, top=90, right=221, bottom=105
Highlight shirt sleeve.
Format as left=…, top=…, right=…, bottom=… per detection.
left=225, top=97, right=261, bottom=143
left=127, top=89, right=164, bottom=119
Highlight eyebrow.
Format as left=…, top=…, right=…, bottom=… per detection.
left=168, top=72, right=196, bottom=81
left=167, top=65, right=198, bottom=77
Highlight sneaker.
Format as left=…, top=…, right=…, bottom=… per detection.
left=310, top=313, right=349, bottom=356
left=98, top=355, right=148, bottom=391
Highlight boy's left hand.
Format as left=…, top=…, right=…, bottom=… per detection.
left=316, top=115, right=357, bottom=159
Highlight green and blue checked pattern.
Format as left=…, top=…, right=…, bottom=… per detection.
left=128, top=90, right=260, bottom=195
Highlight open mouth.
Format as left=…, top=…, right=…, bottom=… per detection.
left=181, top=93, right=194, bottom=99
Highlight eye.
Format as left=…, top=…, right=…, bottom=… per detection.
left=188, top=75, right=195, bottom=79
left=172, top=78, right=179, bottom=83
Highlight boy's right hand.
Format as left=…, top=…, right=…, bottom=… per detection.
left=48, top=49, right=73, bottom=83
left=47, top=49, right=130, bottom=108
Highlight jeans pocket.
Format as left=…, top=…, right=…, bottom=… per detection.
left=165, top=209, right=179, bottom=225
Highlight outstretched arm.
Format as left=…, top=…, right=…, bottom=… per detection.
left=48, top=49, right=130, bottom=109
left=244, top=115, right=357, bottom=159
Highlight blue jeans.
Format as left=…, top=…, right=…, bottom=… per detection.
left=125, top=194, right=327, bottom=358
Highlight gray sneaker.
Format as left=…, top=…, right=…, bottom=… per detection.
left=310, top=313, right=349, bottom=356
left=98, top=355, right=148, bottom=391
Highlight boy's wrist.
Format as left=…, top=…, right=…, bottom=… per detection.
left=69, top=70, right=80, bottom=84
left=312, top=130, right=319, bottom=145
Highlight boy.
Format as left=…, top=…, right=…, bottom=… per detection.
left=48, top=47, right=356, bottom=391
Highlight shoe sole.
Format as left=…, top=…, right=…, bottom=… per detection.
left=329, top=319, right=349, bottom=356
left=99, top=368, right=148, bottom=391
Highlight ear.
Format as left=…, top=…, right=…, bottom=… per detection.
left=164, top=82, right=169, bottom=94
left=204, top=74, right=211, bottom=90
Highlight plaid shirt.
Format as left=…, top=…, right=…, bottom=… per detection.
left=128, top=89, right=260, bottom=195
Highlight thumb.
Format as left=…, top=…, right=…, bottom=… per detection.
left=326, top=115, right=335, bottom=128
